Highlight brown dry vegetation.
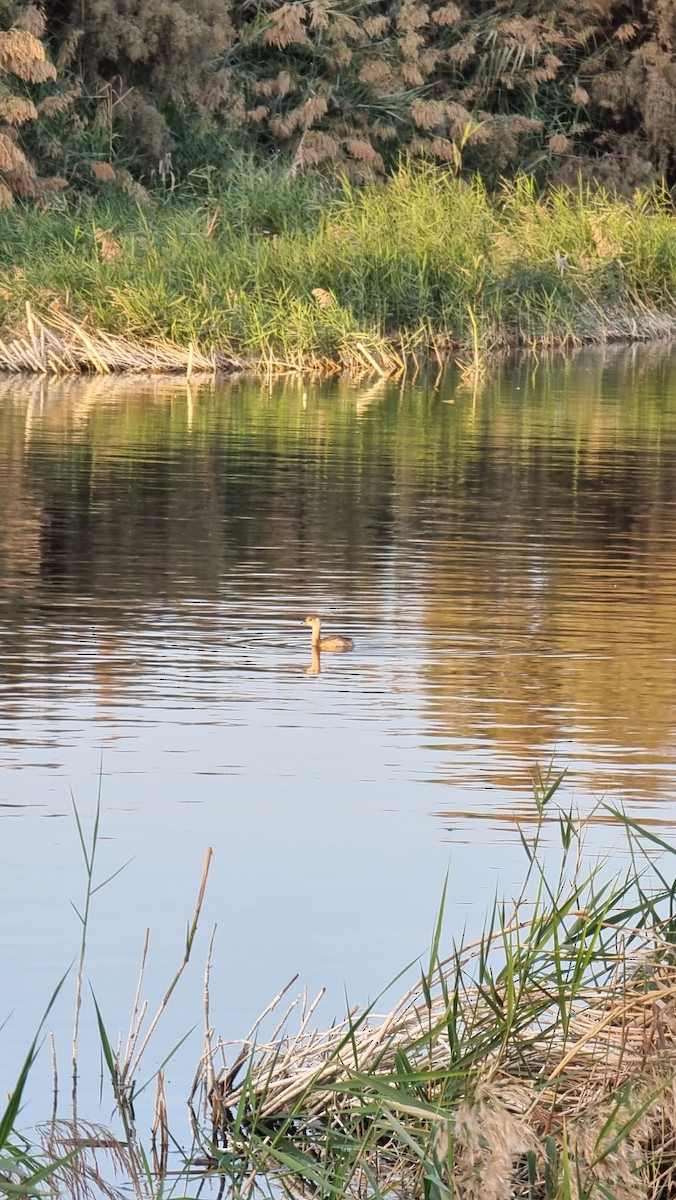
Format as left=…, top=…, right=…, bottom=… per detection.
left=202, top=929, right=676, bottom=1200
left=0, top=6, right=60, bottom=203
left=3, top=0, right=676, bottom=192
left=26, top=0, right=676, bottom=187
left=188, top=780, right=676, bottom=1200
left=0, top=3, right=157, bottom=204
left=3, top=0, right=676, bottom=194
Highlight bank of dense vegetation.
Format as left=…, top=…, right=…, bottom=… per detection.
left=2, top=165, right=676, bottom=373
left=2, top=0, right=676, bottom=367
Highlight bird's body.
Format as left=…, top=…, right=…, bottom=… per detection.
left=303, top=615, right=354, bottom=653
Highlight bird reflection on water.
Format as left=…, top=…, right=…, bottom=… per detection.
left=305, top=646, right=321, bottom=675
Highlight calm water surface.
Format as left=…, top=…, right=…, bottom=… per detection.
left=2, top=346, right=676, bottom=1117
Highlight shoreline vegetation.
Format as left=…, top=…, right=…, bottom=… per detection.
left=8, top=781, right=676, bottom=1199
left=2, top=164, right=676, bottom=377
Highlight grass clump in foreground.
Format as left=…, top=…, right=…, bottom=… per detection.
left=7, top=775, right=676, bottom=1200
left=1, top=164, right=676, bottom=375
left=188, top=777, right=676, bottom=1200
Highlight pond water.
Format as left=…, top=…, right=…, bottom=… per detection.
left=2, top=345, right=676, bottom=1123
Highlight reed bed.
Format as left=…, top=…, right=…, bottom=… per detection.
left=188, top=784, right=676, bottom=1200
left=2, top=165, right=676, bottom=375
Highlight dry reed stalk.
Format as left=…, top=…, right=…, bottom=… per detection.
left=150, top=1071, right=169, bottom=1177
left=120, top=847, right=213, bottom=1095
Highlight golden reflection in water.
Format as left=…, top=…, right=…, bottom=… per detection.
left=419, top=521, right=676, bottom=802
left=438, top=804, right=676, bottom=834
left=306, top=647, right=321, bottom=675
left=3, top=349, right=676, bottom=816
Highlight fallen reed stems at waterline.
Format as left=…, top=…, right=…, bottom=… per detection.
left=0, top=303, right=242, bottom=376
left=3, top=164, right=676, bottom=376
left=190, top=782, right=676, bottom=1200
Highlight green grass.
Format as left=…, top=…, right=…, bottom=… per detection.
left=1, top=163, right=676, bottom=372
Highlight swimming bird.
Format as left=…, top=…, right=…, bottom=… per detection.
left=303, top=614, right=354, bottom=653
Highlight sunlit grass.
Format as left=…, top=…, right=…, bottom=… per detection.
left=1, top=163, right=676, bottom=372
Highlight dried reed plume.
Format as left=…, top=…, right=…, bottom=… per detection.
left=0, top=7, right=76, bottom=203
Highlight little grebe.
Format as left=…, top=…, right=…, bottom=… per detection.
left=303, top=615, right=354, bottom=652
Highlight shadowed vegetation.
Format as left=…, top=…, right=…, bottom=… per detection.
left=5, top=0, right=676, bottom=190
